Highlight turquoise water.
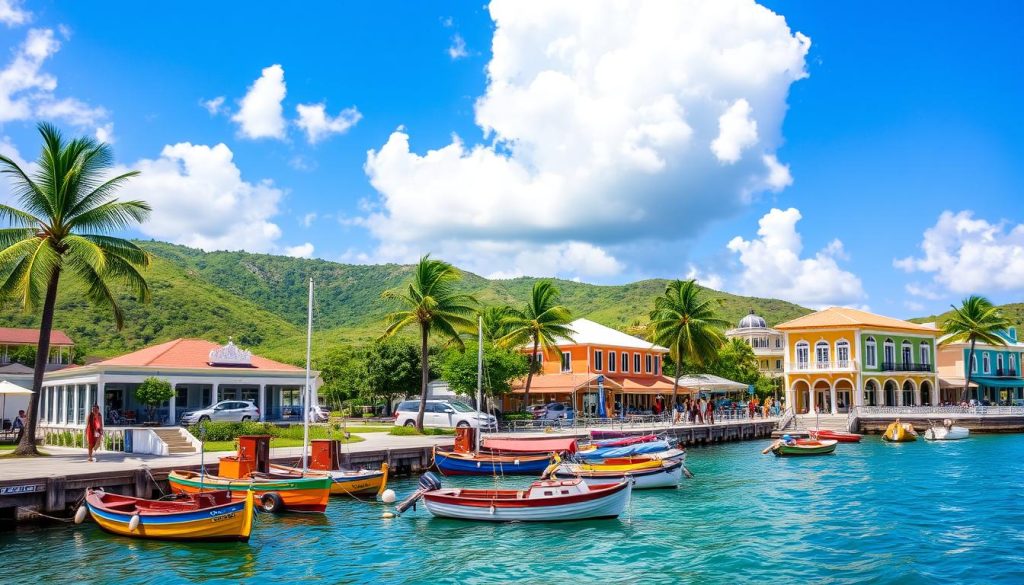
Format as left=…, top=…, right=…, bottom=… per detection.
left=3, top=435, right=1024, bottom=584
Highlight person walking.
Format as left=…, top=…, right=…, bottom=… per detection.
left=748, top=398, right=756, bottom=419
left=86, top=404, right=103, bottom=462
left=12, top=409, right=26, bottom=443
left=705, top=396, right=715, bottom=424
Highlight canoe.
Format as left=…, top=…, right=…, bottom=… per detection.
left=770, top=439, right=837, bottom=456
left=924, top=424, right=969, bottom=441
left=83, top=488, right=254, bottom=541
left=597, top=449, right=687, bottom=465
left=407, top=473, right=632, bottom=522
left=809, top=429, right=862, bottom=443
left=270, top=463, right=389, bottom=496
left=882, top=422, right=918, bottom=442
left=554, top=459, right=684, bottom=489
left=168, top=470, right=332, bottom=513
left=433, top=449, right=553, bottom=476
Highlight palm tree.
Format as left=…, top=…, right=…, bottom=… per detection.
left=0, top=123, right=151, bottom=456
left=498, top=281, right=575, bottom=410
left=939, top=295, right=1012, bottom=402
left=480, top=305, right=514, bottom=342
left=648, top=279, right=729, bottom=421
left=380, top=255, right=477, bottom=431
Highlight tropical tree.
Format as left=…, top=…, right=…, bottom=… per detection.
left=648, top=279, right=729, bottom=419
left=0, top=123, right=151, bottom=455
left=939, top=295, right=1012, bottom=402
left=480, top=305, right=514, bottom=342
left=359, top=340, right=422, bottom=417
left=380, top=256, right=477, bottom=431
left=135, top=377, right=174, bottom=423
left=437, top=341, right=530, bottom=409
left=498, top=281, right=575, bottom=410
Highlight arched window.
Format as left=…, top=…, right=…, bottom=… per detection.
left=865, top=337, right=877, bottom=368
left=883, top=339, right=895, bottom=369
left=919, top=342, right=930, bottom=367
left=971, top=354, right=978, bottom=373
left=835, top=340, right=850, bottom=368
left=1011, top=355, right=1018, bottom=376
left=795, top=341, right=809, bottom=370
left=983, top=353, right=990, bottom=374
left=996, top=354, right=1004, bottom=375
left=864, top=380, right=878, bottom=406
left=815, top=341, right=830, bottom=368
left=901, top=340, right=913, bottom=367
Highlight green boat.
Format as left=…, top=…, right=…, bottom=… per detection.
left=768, top=439, right=838, bottom=457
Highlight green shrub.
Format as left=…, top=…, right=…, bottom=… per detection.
left=361, top=412, right=375, bottom=418
left=389, top=426, right=455, bottom=436
left=187, top=421, right=273, bottom=441
left=502, top=412, right=533, bottom=421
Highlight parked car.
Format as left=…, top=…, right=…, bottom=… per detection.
left=393, top=399, right=497, bottom=429
left=180, top=400, right=260, bottom=425
left=536, top=402, right=575, bottom=420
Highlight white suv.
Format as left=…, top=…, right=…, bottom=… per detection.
left=180, top=400, right=260, bottom=424
left=393, top=399, right=497, bottom=430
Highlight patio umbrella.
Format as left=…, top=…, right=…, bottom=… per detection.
left=0, top=380, right=33, bottom=425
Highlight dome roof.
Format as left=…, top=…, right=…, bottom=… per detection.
left=738, top=310, right=766, bottom=329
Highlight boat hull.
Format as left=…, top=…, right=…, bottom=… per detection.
left=433, top=450, right=553, bottom=476
left=422, top=481, right=631, bottom=522
left=882, top=422, right=918, bottom=442
left=809, top=429, right=862, bottom=443
left=772, top=439, right=838, bottom=456
left=270, top=463, right=389, bottom=496
left=924, top=426, right=969, bottom=441
left=555, top=460, right=683, bottom=489
left=85, top=490, right=254, bottom=542
left=168, top=470, right=331, bottom=513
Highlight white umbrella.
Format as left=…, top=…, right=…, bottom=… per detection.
left=0, top=380, right=33, bottom=428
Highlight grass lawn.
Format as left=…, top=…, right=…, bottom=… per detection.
left=389, top=427, right=456, bottom=437
left=202, top=434, right=364, bottom=452
left=0, top=444, right=15, bottom=452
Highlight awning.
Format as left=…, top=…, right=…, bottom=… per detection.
left=510, top=373, right=622, bottom=394
left=0, top=380, right=32, bottom=394
left=482, top=437, right=578, bottom=454
left=672, top=374, right=748, bottom=392
left=971, top=376, right=1024, bottom=389
left=939, top=377, right=978, bottom=389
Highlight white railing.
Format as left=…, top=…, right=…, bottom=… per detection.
left=793, top=360, right=856, bottom=371
left=855, top=405, right=1024, bottom=417
left=500, top=412, right=782, bottom=433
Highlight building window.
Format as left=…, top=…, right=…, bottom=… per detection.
left=884, top=339, right=895, bottom=367
left=775, top=359, right=782, bottom=369
left=634, top=353, right=641, bottom=373
left=608, top=351, right=617, bottom=373
left=594, top=350, right=603, bottom=371
left=1011, top=355, right=1018, bottom=376
left=971, top=354, right=977, bottom=373
left=815, top=341, right=830, bottom=368
left=560, top=352, right=571, bottom=373
left=982, top=353, right=990, bottom=374
left=795, top=342, right=809, bottom=370
left=645, top=354, right=652, bottom=373
left=996, top=354, right=1004, bottom=375
left=901, top=341, right=912, bottom=367
left=621, top=352, right=629, bottom=373
left=919, top=343, right=929, bottom=366
left=654, top=356, right=660, bottom=375
left=836, top=340, right=850, bottom=368
left=865, top=337, right=877, bottom=368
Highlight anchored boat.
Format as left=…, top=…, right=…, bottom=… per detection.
left=272, top=439, right=389, bottom=496
left=924, top=420, right=969, bottom=441
left=765, top=436, right=838, bottom=456
left=809, top=429, right=862, bottom=443
left=433, top=449, right=554, bottom=476
left=80, top=488, right=254, bottom=541
left=553, top=459, right=684, bottom=489
left=882, top=420, right=918, bottom=442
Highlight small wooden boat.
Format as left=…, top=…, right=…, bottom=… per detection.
left=577, top=440, right=673, bottom=460
left=566, top=458, right=664, bottom=473
left=768, top=439, right=838, bottom=457
left=589, top=434, right=659, bottom=448
left=433, top=449, right=554, bottom=476
left=168, top=470, right=332, bottom=513
left=82, top=488, right=254, bottom=541
left=924, top=420, right=969, bottom=441
left=396, top=472, right=631, bottom=522
left=554, top=459, right=684, bottom=489
left=882, top=421, right=918, bottom=442
left=809, top=429, right=862, bottom=443
left=481, top=437, right=578, bottom=454
left=271, top=440, right=389, bottom=496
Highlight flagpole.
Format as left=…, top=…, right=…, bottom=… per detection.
left=302, top=277, right=313, bottom=474
left=476, top=315, right=483, bottom=453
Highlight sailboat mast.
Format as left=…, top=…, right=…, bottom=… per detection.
left=302, top=277, right=313, bottom=474
left=476, top=314, right=483, bottom=452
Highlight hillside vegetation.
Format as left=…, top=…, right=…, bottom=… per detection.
left=0, top=240, right=813, bottom=363
left=910, top=303, right=1024, bottom=332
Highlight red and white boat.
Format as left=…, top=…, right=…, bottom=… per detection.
left=395, top=472, right=631, bottom=522
left=808, top=429, right=862, bottom=443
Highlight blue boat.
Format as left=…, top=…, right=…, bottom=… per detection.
left=577, top=440, right=673, bottom=460
left=433, top=449, right=554, bottom=476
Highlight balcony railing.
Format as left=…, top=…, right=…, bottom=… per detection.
left=880, top=362, right=932, bottom=372
left=995, top=369, right=1019, bottom=378
left=794, top=360, right=855, bottom=371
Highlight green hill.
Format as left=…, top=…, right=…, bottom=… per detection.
left=910, top=303, right=1024, bottom=332
left=0, top=240, right=814, bottom=363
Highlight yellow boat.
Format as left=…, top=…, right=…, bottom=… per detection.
left=882, top=420, right=918, bottom=442
left=82, top=488, right=255, bottom=542
left=270, top=462, right=389, bottom=496
left=567, top=458, right=664, bottom=473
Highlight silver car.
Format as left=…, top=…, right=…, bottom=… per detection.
left=180, top=400, right=260, bottom=424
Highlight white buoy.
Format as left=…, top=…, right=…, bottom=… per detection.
left=128, top=514, right=140, bottom=532
left=381, top=489, right=396, bottom=504
left=74, top=506, right=88, bottom=524
left=381, top=512, right=396, bottom=519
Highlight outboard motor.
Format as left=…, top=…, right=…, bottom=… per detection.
left=394, top=472, right=443, bottom=515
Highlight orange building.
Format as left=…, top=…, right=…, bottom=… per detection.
left=503, top=318, right=680, bottom=416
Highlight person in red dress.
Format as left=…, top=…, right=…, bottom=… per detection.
left=86, top=404, right=103, bottom=462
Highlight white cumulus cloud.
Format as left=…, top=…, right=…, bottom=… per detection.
left=201, top=96, right=225, bottom=115
left=232, top=64, right=287, bottom=140
left=123, top=143, right=287, bottom=253
left=295, top=102, right=361, bottom=144
left=448, top=34, right=468, bottom=60
left=895, top=210, right=1024, bottom=295
left=94, top=122, right=114, bottom=144
left=0, top=0, right=30, bottom=27
left=359, top=0, right=810, bottom=280
left=727, top=208, right=866, bottom=308
left=284, top=242, right=315, bottom=258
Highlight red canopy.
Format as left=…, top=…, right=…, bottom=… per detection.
left=482, top=437, right=578, bottom=454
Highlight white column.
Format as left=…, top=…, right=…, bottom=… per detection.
left=829, top=385, right=838, bottom=415
left=168, top=381, right=176, bottom=425
left=60, top=386, right=67, bottom=424
left=211, top=383, right=219, bottom=406
left=71, top=384, right=79, bottom=425
left=854, top=373, right=864, bottom=407
left=914, top=384, right=922, bottom=407
left=96, top=381, right=105, bottom=422
left=896, top=386, right=904, bottom=406
left=259, top=384, right=266, bottom=421
left=40, top=386, right=48, bottom=424
left=82, top=384, right=90, bottom=420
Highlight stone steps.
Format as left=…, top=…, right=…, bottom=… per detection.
left=152, top=429, right=198, bottom=454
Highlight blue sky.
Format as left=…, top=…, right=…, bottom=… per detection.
left=0, top=0, right=1021, bottom=320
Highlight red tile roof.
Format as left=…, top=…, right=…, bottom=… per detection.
left=93, top=339, right=303, bottom=372
left=0, top=327, right=73, bottom=346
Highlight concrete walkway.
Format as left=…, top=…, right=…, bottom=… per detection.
left=0, top=433, right=453, bottom=482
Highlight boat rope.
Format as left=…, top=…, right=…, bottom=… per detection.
left=141, top=465, right=166, bottom=497
left=17, top=507, right=74, bottom=523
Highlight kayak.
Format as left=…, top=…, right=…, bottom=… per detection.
left=809, top=429, right=862, bottom=443
left=770, top=439, right=838, bottom=456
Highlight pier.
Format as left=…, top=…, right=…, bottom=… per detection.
left=849, top=406, right=1024, bottom=434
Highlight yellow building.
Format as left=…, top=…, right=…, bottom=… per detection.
left=776, top=307, right=940, bottom=414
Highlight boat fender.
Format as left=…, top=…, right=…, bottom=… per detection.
left=381, top=512, right=396, bottom=519
left=74, top=506, right=88, bottom=524
left=381, top=489, right=397, bottom=504
left=489, top=505, right=495, bottom=515
left=128, top=514, right=140, bottom=532
left=260, top=492, right=286, bottom=514
left=513, top=459, right=520, bottom=466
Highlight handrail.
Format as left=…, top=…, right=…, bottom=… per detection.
left=856, top=405, right=1024, bottom=416
left=778, top=408, right=795, bottom=430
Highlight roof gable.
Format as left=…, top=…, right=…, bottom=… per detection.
left=0, top=327, right=73, bottom=346
left=776, top=307, right=938, bottom=334
left=93, top=339, right=302, bottom=372
left=556, top=318, right=666, bottom=351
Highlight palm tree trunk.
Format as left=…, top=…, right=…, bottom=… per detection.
left=416, top=325, right=429, bottom=432
left=15, top=266, right=61, bottom=456
left=963, top=337, right=977, bottom=403
left=522, top=337, right=539, bottom=411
